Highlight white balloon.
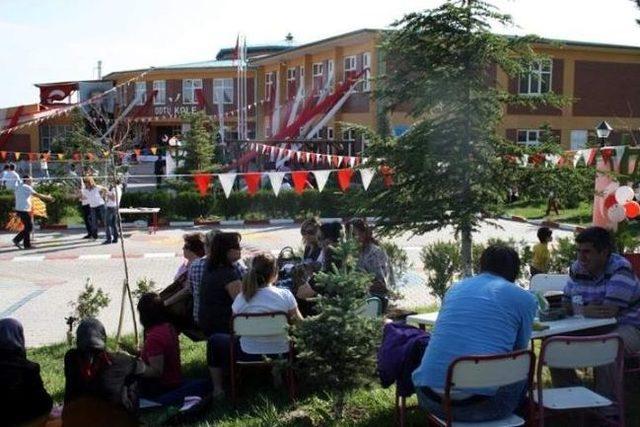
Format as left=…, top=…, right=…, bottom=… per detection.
left=615, top=186, right=635, bottom=204
left=608, top=204, right=627, bottom=223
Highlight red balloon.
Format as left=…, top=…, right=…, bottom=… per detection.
left=625, top=201, right=640, bottom=219
left=604, top=194, right=617, bottom=210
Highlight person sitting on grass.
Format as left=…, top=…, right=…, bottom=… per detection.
left=0, top=318, right=53, bottom=427
left=134, top=293, right=210, bottom=406
left=207, top=253, right=303, bottom=397
left=530, top=226, right=553, bottom=276
left=412, top=245, right=537, bottom=423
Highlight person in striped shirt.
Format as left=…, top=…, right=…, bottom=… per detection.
left=553, top=226, right=640, bottom=398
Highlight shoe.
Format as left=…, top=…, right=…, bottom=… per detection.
left=12, top=239, right=23, bottom=249
left=111, top=240, right=118, bottom=244
left=23, top=246, right=36, bottom=250
left=102, top=240, right=112, bottom=245
left=82, top=234, right=91, bottom=239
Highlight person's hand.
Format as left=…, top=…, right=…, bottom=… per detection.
left=45, top=195, right=55, bottom=202
left=583, top=304, right=618, bottom=318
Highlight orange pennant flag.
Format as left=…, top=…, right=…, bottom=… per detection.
left=337, top=168, right=354, bottom=192
left=0, top=151, right=5, bottom=160
left=86, top=153, right=95, bottom=161
left=72, top=152, right=81, bottom=161
left=193, top=173, right=211, bottom=197
left=28, top=153, right=37, bottom=161
left=291, top=171, right=309, bottom=195
left=244, top=172, right=262, bottom=196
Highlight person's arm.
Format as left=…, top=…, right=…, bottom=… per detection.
left=583, top=304, right=619, bottom=318
left=163, top=285, right=191, bottom=306
left=288, top=307, right=304, bottom=322
left=33, top=191, right=54, bottom=202
left=514, top=292, right=537, bottom=350
left=225, top=279, right=242, bottom=299
left=137, top=355, right=164, bottom=378
left=589, top=267, right=640, bottom=319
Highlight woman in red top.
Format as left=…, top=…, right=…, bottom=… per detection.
left=137, top=293, right=210, bottom=406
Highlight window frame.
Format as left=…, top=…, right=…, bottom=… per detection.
left=153, top=80, right=166, bottom=105
left=519, top=59, right=552, bottom=96
left=182, top=78, right=203, bottom=105
left=343, top=55, right=357, bottom=81
left=134, top=81, right=147, bottom=105
left=265, top=72, right=274, bottom=102
left=213, top=78, right=234, bottom=105
left=362, top=52, right=371, bottom=92
left=516, top=129, right=542, bottom=146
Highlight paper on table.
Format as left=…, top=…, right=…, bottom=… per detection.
left=180, top=396, right=202, bottom=412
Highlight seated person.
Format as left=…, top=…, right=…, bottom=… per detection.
left=63, top=318, right=138, bottom=427
left=412, top=245, right=537, bottom=423
left=135, top=293, right=210, bottom=406
left=207, top=253, right=302, bottom=398
left=351, top=218, right=394, bottom=310
left=300, top=218, right=322, bottom=268
left=0, top=318, right=53, bottom=427
left=553, top=226, right=640, bottom=398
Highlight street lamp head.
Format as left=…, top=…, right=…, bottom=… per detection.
left=595, top=121, right=613, bottom=139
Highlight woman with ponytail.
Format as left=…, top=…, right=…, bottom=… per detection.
left=206, top=253, right=302, bottom=398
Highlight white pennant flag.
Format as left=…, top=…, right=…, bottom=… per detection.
left=360, top=168, right=375, bottom=190
left=305, top=152, right=311, bottom=163
left=545, top=154, right=560, bottom=167
left=316, top=153, right=322, bottom=163
left=629, top=154, right=638, bottom=174
left=349, top=157, right=356, bottom=168
left=268, top=172, right=286, bottom=197
left=613, top=146, right=626, bottom=172
left=313, top=170, right=331, bottom=192
left=571, top=152, right=581, bottom=167
left=296, top=151, right=302, bottom=161
left=218, top=173, right=236, bottom=199
left=520, top=154, right=529, bottom=167
left=326, top=155, right=333, bottom=165
left=336, top=156, right=343, bottom=167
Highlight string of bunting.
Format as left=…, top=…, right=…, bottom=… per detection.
left=249, top=142, right=364, bottom=168
left=0, top=68, right=154, bottom=136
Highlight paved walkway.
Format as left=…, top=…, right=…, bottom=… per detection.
left=0, top=220, right=573, bottom=347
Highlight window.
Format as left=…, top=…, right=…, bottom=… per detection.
left=118, top=85, right=128, bottom=106
left=517, top=129, right=541, bottom=146
left=287, top=68, right=296, bottom=82
left=153, top=80, right=166, bottom=105
left=327, top=127, right=334, bottom=140
left=40, top=124, right=73, bottom=151
left=519, top=60, right=552, bottom=95
left=299, top=66, right=305, bottom=97
left=214, top=78, right=233, bottom=104
left=265, top=72, right=274, bottom=101
left=287, top=68, right=297, bottom=99
left=342, top=129, right=355, bottom=141
left=182, top=79, right=203, bottom=104
left=362, top=52, right=371, bottom=92
left=344, top=55, right=357, bottom=82
left=312, top=63, right=324, bottom=92
left=134, top=82, right=147, bottom=105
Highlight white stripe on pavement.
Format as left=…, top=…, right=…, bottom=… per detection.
left=143, top=252, right=176, bottom=258
left=13, top=255, right=45, bottom=262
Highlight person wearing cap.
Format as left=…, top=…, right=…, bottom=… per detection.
left=0, top=318, right=53, bottom=426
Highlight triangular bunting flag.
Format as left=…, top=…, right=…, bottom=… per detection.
left=326, top=155, right=333, bottom=165
left=150, top=146, right=158, bottom=155
left=57, top=153, right=64, bottom=160
left=193, top=173, right=211, bottom=197
left=305, top=152, right=310, bottom=163
left=337, top=168, right=354, bottom=191
left=613, top=146, right=626, bottom=172
left=571, top=152, right=581, bottom=167
left=519, top=154, right=529, bottom=167
left=244, top=172, right=262, bottom=196
left=14, top=152, right=21, bottom=161
left=86, top=153, right=95, bottom=161
left=349, top=157, right=356, bottom=168
left=291, top=171, right=309, bottom=195
left=360, top=168, right=375, bottom=190
left=262, top=144, right=269, bottom=154
left=102, top=150, right=110, bottom=157
left=134, top=148, right=141, bottom=158
left=0, top=151, right=5, bottom=160
left=312, top=170, right=331, bottom=192
left=333, top=156, right=343, bottom=168
left=218, top=173, right=237, bottom=199
left=581, top=148, right=597, bottom=166
left=295, top=151, right=302, bottom=162
left=268, top=172, right=285, bottom=196
left=600, top=147, right=614, bottom=164
left=380, top=165, right=395, bottom=187
left=315, top=153, right=322, bottom=163
left=628, top=154, right=638, bottom=174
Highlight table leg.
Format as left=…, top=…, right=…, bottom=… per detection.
left=152, top=212, right=158, bottom=234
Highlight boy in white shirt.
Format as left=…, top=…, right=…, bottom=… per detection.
left=3, top=163, right=21, bottom=191
left=83, top=177, right=105, bottom=240
left=12, top=176, right=54, bottom=249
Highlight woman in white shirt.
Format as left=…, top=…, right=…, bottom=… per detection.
left=207, top=253, right=302, bottom=397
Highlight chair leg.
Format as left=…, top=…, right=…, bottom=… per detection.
left=230, top=364, right=238, bottom=406
left=287, top=367, right=296, bottom=403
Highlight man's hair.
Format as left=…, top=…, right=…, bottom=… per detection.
left=537, top=227, right=552, bottom=242
left=479, top=245, right=521, bottom=283
left=21, top=175, right=30, bottom=180
left=9, top=164, right=15, bottom=171
left=575, top=226, right=614, bottom=253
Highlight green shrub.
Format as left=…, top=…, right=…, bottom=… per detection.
left=420, top=241, right=461, bottom=301
left=549, top=237, right=577, bottom=273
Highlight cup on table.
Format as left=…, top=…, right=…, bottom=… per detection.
left=571, top=295, right=584, bottom=317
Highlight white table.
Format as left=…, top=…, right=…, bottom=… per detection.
left=406, top=311, right=617, bottom=339
left=119, top=207, right=161, bottom=234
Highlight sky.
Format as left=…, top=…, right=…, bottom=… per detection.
left=2, top=0, right=640, bottom=108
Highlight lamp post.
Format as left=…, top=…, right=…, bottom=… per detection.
left=596, top=121, right=613, bottom=147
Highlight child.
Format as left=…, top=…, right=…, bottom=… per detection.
left=530, top=227, right=552, bottom=276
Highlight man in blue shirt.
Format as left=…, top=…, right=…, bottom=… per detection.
left=413, top=245, right=537, bottom=423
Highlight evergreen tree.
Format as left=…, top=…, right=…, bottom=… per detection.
left=292, top=239, right=382, bottom=419
left=179, top=110, right=219, bottom=172
left=361, top=0, right=563, bottom=274
left=50, top=110, right=98, bottom=159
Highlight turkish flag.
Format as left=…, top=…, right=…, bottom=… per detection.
left=40, top=83, right=77, bottom=104
left=244, top=172, right=262, bottom=196
left=194, top=173, right=211, bottom=197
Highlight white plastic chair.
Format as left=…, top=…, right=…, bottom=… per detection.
left=357, top=297, right=382, bottom=318
left=230, top=312, right=295, bottom=404
left=529, top=274, right=569, bottom=294
left=535, top=334, right=625, bottom=427
left=425, top=349, right=535, bottom=427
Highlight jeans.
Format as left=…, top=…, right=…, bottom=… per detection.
left=105, top=207, right=119, bottom=242
left=13, top=210, right=33, bottom=248
left=416, top=381, right=527, bottom=423
left=140, top=378, right=211, bottom=407
left=81, top=204, right=91, bottom=235
left=89, top=205, right=105, bottom=238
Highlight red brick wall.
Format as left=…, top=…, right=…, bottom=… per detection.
left=506, top=59, right=563, bottom=116
left=4, top=134, right=31, bottom=152
left=573, top=61, right=640, bottom=117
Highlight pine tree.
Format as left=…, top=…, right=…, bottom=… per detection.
left=361, top=0, right=564, bottom=274
left=179, top=111, right=219, bottom=172
left=292, top=239, right=382, bottom=419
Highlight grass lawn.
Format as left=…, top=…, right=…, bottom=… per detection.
left=505, top=200, right=593, bottom=226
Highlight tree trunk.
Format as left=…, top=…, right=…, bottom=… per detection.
left=460, top=223, right=473, bottom=277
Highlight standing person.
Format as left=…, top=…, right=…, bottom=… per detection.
left=530, top=226, right=553, bottom=276
left=412, top=245, right=537, bottom=423
left=3, top=163, right=21, bottom=191
left=0, top=318, right=53, bottom=426
left=104, top=181, right=122, bottom=245
left=0, top=164, right=9, bottom=189
left=39, top=152, right=50, bottom=180
left=78, top=174, right=92, bottom=239
left=553, top=226, right=640, bottom=400
left=154, top=155, right=165, bottom=188
left=545, top=191, right=560, bottom=216
left=12, top=176, right=54, bottom=250
left=84, top=177, right=105, bottom=240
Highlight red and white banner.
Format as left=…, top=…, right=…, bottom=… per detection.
left=39, top=83, right=77, bottom=105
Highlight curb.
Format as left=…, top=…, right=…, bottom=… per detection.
left=500, top=215, right=582, bottom=233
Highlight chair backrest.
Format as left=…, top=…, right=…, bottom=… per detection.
left=357, top=297, right=382, bottom=318
left=540, top=334, right=623, bottom=369
left=529, top=274, right=569, bottom=294
left=448, top=350, right=534, bottom=390
left=232, top=312, right=289, bottom=337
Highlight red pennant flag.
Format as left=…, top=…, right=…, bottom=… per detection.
left=601, top=148, right=614, bottom=163
left=44, top=153, right=51, bottom=161
left=86, top=153, right=95, bottom=161
left=291, top=171, right=308, bottom=195
left=337, top=168, right=353, bottom=191
left=380, top=165, right=395, bottom=188
left=72, top=152, right=81, bottom=161
left=0, top=151, right=5, bottom=160
left=244, top=172, right=262, bottom=196
left=333, top=156, right=342, bottom=168
left=193, top=173, right=211, bottom=197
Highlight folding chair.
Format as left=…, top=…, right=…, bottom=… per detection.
left=358, top=296, right=382, bottom=318
left=230, top=312, right=296, bottom=405
left=425, top=349, right=535, bottom=427
left=535, top=334, right=625, bottom=427
left=529, top=274, right=569, bottom=294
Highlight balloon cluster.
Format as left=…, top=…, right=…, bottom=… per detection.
left=603, top=184, right=639, bottom=223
